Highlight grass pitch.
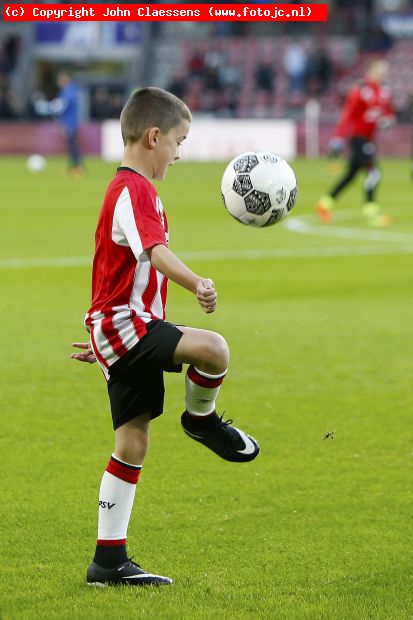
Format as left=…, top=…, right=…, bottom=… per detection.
left=0, top=156, right=412, bottom=619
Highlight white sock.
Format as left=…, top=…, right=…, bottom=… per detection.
left=185, top=365, right=227, bottom=416
left=97, top=454, right=141, bottom=544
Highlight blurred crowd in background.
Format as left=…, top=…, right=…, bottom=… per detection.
left=1, top=0, right=413, bottom=124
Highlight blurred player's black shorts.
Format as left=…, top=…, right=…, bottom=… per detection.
left=107, top=320, right=183, bottom=430
left=350, top=136, right=376, bottom=168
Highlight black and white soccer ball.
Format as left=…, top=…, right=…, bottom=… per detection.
left=221, top=151, right=297, bottom=227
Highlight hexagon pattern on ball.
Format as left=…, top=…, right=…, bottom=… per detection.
left=245, top=190, right=272, bottom=216
left=233, top=154, right=259, bottom=174
left=263, top=207, right=288, bottom=227
left=286, top=187, right=298, bottom=212
left=233, top=174, right=253, bottom=197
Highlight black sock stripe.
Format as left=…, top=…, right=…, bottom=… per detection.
left=111, top=455, right=142, bottom=470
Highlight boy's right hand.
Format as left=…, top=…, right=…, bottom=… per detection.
left=71, top=342, right=97, bottom=364
left=196, top=279, right=217, bottom=314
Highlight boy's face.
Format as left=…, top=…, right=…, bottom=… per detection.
left=151, top=119, right=190, bottom=180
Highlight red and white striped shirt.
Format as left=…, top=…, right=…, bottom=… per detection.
left=85, top=167, right=169, bottom=375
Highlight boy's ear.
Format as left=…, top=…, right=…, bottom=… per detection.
left=147, top=127, right=161, bottom=149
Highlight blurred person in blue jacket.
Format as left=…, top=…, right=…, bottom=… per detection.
left=34, top=69, right=83, bottom=174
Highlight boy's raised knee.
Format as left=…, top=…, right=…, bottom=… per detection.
left=202, top=332, right=229, bottom=373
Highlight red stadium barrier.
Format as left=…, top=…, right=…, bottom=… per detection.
left=0, top=122, right=101, bottom=155
left=0, top=121, right=411, bottom=158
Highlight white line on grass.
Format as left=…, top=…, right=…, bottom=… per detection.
left=181, top=245, right=413, bottom=260
left=2, top=209, right=412, bottom=269
left=284, top=212, right=413, bottom=243
left=0, top=256, right=93, bottom=268
left=1, top=244, right=413, bottom=270
left=183, top=245, right=413, bottom=259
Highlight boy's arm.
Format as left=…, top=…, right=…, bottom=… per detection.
left=148, top=243, right=217, bottom=314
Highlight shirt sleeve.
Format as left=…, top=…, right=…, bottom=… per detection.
left=113, top=182, right=166, bottom=262
left=132, top=184, right=167, bottom=255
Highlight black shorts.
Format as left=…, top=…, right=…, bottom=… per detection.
left=350, top=136, right=377, bottom=168
left=107, top=320, right=183, bottom=430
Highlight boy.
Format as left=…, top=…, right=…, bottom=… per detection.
left=315, top=58, right=395, bottom=227
left=71, top=87, right=259, bottom=587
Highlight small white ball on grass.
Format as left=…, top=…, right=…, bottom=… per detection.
left=27, top=154, right=47, bottom=173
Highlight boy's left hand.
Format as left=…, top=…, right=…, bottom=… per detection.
left=196, top=279, right=217, bottom=314
left=71, top=342, right=97, bottom=364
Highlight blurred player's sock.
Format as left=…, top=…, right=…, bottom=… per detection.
left=93, top=455, right=141, bottom=569
left=315, top=195, right=334, bottom=223
left=362, top=202, right=392, bottom=227
left=185, top=365, right=226, bottom=418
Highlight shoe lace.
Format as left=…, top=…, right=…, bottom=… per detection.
left=217, top=412, right=233, bottom=428
left=212, top=413, right=237, bottom=445
left=127, top=556, right=141, bottom=569
left=212, top=412, right=249, bottom=452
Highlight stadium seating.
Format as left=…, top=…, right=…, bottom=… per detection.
left=176, top=36, right=413, bottom=122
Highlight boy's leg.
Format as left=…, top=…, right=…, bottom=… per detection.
left=88, top=413, right=172, bottom=586
left=174, top=326, right=228, bottom=415
left=173, top=326, right=229, bottom=374
left=94, top=414, right=149, bottom=568
left=173, top=327, right=259, bottom=462
left=114, top=412, right=150, bottom=465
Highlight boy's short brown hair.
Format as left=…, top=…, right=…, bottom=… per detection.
left=120, top=87, right=192, bottom=145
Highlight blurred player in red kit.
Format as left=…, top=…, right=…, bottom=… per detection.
left=315, top=58, right=395, bottom=226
